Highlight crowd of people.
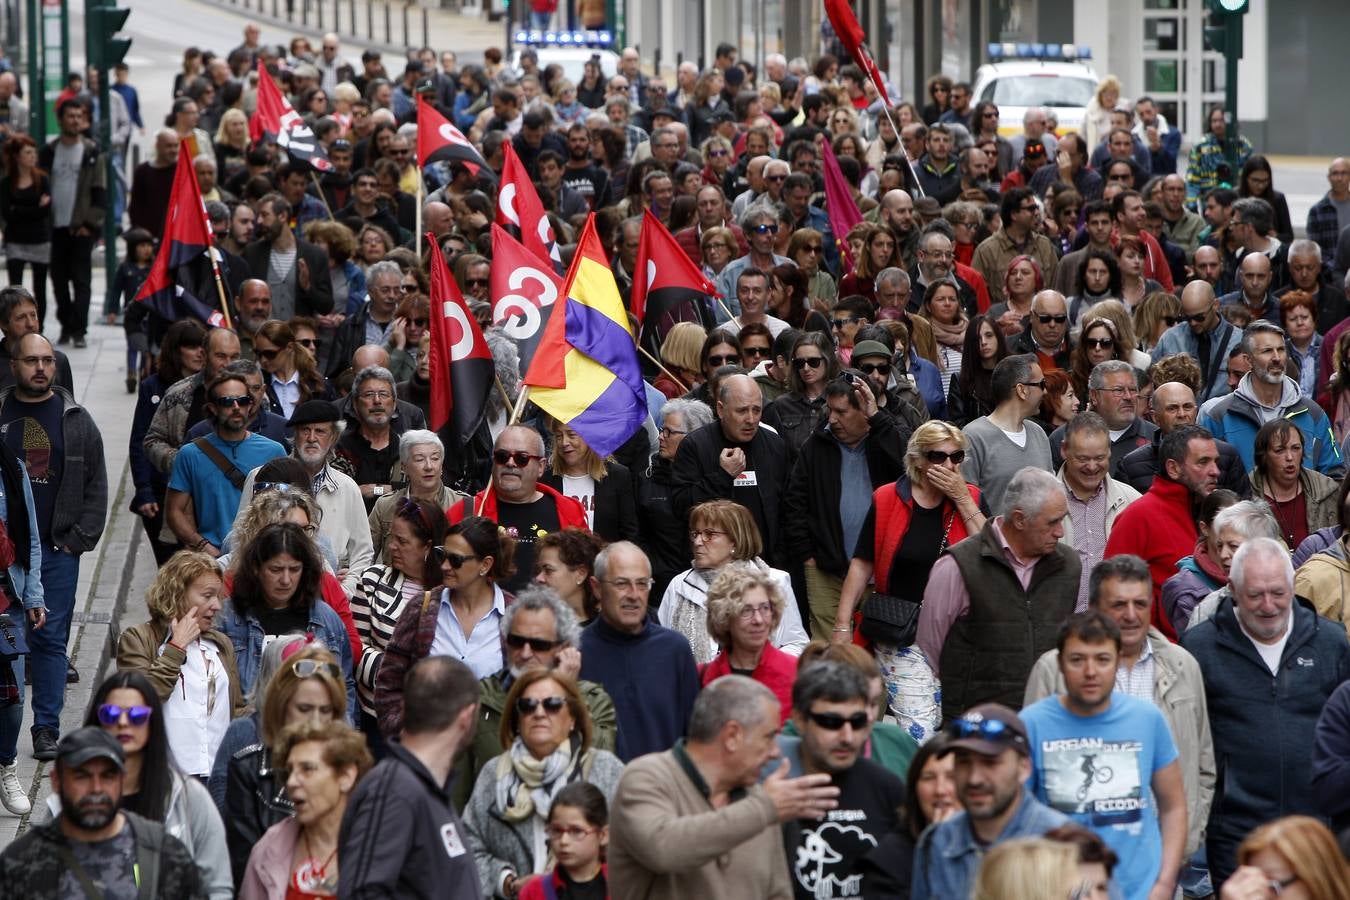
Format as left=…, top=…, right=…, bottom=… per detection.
left=0, top=20, right=1349, bottom=900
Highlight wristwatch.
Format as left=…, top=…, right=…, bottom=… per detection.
left=372, top=485, right=386, bottom=496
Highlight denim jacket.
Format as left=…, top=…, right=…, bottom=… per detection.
left=0, top=462, right=42, bottom=610
left=216, top=597, right=356, bottom=722
left=911, top=788, right=1070, bottom=900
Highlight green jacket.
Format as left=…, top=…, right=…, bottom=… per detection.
left=452, top=670, right=618, bottom=811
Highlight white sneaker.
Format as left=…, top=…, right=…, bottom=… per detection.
left=0, top=762, right=30, bottom=815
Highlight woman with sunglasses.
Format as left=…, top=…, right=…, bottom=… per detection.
left=116, top=550, right=244, bottom=782
left=376, top=516, right=516, bottom=734
left=219, top=640, right=347, bottom=886
left=660, top=499, right=807, bottom=665
left=63, top=671, right=232, bottom=898
left=763, top=331, right=840, bottom=461
left=240, top=719, right=372, bottom=900
left=129, top=318, right=206, bottom=565
left=253, top=320, right=334, bottom=422
left=1133, top=291, right=1182, bottom=355
left=463, top=668, right=624, bottom=900
left=540, top=419, right=639, bottom=544
left=946, top=314, right=1009, bottom=426
left=786, top=230, right=838, bottom=312
left=351, top=496, right=446, bottom=744
left=699, top=135, right=734, bottom=188
left=833, top=421, right=987, bottom=741
left=1069, top=318, right=1129, bottom=407
left=1084, top=299, right=1154, bottom=371
left=920, top=280, right=968, bottom=399
left=218, top=522, right=358, bottom=717
left=384, top=294, right=430, bottom=384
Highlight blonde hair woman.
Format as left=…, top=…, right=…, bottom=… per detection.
left=540, top=418, right=639, bottom=543
left=213, top=108, right=250, bottom=181
left=974, top=837, right=1081, bottom=900
left=1083, top=74, right=1123, bottom=151
left=656, top=321, right=706, bottom=399
left=117, top=550, right=244, bottom=778
left=1083, top=299, right=1152, bottom=370
left=1224, top=816, right=1350, bottom=900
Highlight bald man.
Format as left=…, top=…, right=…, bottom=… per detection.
left=1118, top=381, right=1250, bottom=498
left=1151, top=280, right=1244, bottom=403
left=1220, top=253, right=1278, bottom=324
left=127, top=129, right=181, bottom=237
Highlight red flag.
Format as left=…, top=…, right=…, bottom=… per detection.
left=416, top=95, right=487, bottom=174
left=427, top=233, right=494, bottom=440
left=250, top=61, right=332, bottom=171
left=631, top=210, right=717, bottom=352
left=821, top=139, right=864, bottom=272
left=489, top=223, right=563, bottom=371
left=133, top=141, right=227, bottom=326
left=496, top=142, right=562, bottom=273
left=824, top=0, right=892, bottom=105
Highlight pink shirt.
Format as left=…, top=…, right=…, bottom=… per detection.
left=915, top=518, right=1039, bottom=672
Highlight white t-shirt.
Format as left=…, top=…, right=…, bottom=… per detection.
left=1000, top=426, right=1028, bottom=449
left=1108, top=427, right=1128, bottom=442
left=1239, top=614, right=1292, bottom=675
left=562, top=473, right=597, bottom=529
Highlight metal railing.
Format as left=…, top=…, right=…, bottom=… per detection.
left=225, top=0, right=431, bottom=50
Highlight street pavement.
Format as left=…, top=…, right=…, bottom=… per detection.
left=0, top=265, right=157, bottom=845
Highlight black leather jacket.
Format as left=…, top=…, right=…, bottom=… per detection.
left=225, top=742, right=293, bottom=888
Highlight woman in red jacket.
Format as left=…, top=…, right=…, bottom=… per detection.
left=832, top=421, right=987, bottom=742
left=697, top=564, right=798, bottom=723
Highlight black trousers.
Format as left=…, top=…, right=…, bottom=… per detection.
left=50, top=227, right=94, bottom=338
left=6, top=259, right=48, bottom=329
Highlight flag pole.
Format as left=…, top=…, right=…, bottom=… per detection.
left=861, top=43, right=925, bottom=199
left=712, top=294, right=737, bottom=325
left=310, top=171, right=336, bottom=221
left=509, top=384, right=531, bottom=425
left=473, top=473, right=493, bottom=517
left=635, top=342, right=688, bottom=394
left=415, top=178, right=423, bottom=259
left=493, top=375, right=515, bottom=414
left=208, top=249, right=235, bottom=330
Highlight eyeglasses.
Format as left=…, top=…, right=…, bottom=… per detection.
left=1096, top=386, right=1139, bottom=397
left=689, top=528, right=727, bottom=543
left=434, top=547, right=480, bottom=568
left=357, top=390, right=393, bottom=402
left=1185, top=309, right=1212, bottom=323
left=255, top=347, right=283, bottom=360
left=465, top=278, right=490, bottom=288
left=1267, top=875, right=1300, bottom=895
left=212, top=394, right=254, bottom=407
left=801, top=244, right=823, bottom=254
left=1020, top=380, right=1046, bottom=391
left=858, top=362, right=891, bottom=376
left=764, top=175, right=787, bottom=183
left=750, top=223, right=779, bottom=234
left=743, top=346, right=771, bottom=358
left=792, top=356, right=826, bottom=369
left=292, top=659, right=342, bottom=680
left=1035, top=314, right=1068, bottom=325
left=1020, top=204, right=1040, bottom=213
left=516, top=695, right=567, bottom=715
left=546, top=825, right=598, bottom=842
left=493, top=449, right=544, bottom=467
left=505, top=633, right=561, bottom=652
left=922, top=249, right=954, bottom=260
left=1161, top=316, right=1181, bottom=326
left=924, top=449, right=966, bottom=464
left=295, top=338, right=318, bottom=349
left=1083, top=337, right=1114, bottom=350
left=831, top=317, right=861, bottom=329
left=400, top=284, right=418, bottom=293
left=708, top=148, right=730, bottom=157
left=598, top=577, right=654, bottom=590
left=737, top=603, right=775, bottom=621
left=707, top=354, right=738, bottom=366
left=658, top=426, right=688, bottom=438
left=808, top=711, right=870, bottom=731
left=97, top=704, right=153, bottom=727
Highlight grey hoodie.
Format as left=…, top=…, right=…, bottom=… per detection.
left=1233, top=372, right=1302, bottom=426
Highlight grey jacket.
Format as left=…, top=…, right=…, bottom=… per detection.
left=463, top=747, right=625, bottom=898
left=0, top=385, right=107, bottom=553
left=1024, top=626, right=1216, bottom=854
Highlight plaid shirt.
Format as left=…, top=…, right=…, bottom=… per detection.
left=1115, top=636, right=1155, bottom=702
left=1306, top=194, right=1343, bottom=265
left=1185, top=134, right=1253, bottom=201
left=1065, top=481, right=1109, bottom=612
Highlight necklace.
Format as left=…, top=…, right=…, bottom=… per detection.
left=296, top=830, right=340, bottom=895
left=1265, top=487, right=1303, bottom=547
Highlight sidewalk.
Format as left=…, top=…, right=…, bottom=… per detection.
left=0, top=268, right=156, bottom=846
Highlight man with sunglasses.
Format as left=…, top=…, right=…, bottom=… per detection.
left=1019, top=612, right=1187, bottom=900
left=770, top=662, right=904, bottom=899
left=911, top=703, right=1070, bottom=900
left=972, top=187, right=1060, bottom=307
left=958, top=354, right=1054, bottom=517
left=1009, top=290, right=1073, bottom=373
left=715, top=207, right=792, bottom=323
left=849, top=337, right=928, bottom=430
left=784, top=366, right=910, bottom=641
left=0, top=331, right=106, bottom=760
left=452, top=586, right=616, bottom=809
left=1151, top=281, right=1244, bottom=403
left=166, top=371, right=286, bottom=562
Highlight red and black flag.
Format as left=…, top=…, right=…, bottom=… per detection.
left=250, top=60, right=332, bottom=171
left=824, top=0, right=892, bottom=105
left=496, top=142, right=562, bottom=274
left=416, top=95, right=487, bottom=174
left=631, top=210, right=718, bottom=354
left=426, top=233, right=494, bottom=444
left=488, top=223, right=563, bottom=371
left=133, top=142, right=227, bottom=327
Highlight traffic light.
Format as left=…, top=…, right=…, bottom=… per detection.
left=1203, top=0, right=1249, bottom=54
left=86, top=0, right=132, bottom=71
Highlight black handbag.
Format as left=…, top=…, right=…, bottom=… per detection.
left=0, top=612, right=28, bottom=661
left=858, top=506, right=955, bottom=648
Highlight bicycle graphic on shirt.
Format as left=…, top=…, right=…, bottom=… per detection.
left=1077, top=753, right=1113, bottom=800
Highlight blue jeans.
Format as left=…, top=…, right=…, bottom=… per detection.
left=529, top=10, right=553, bottom=29
left=0, top=656, right=24, bottom=765
left=27, top=548, right=78, bottom=734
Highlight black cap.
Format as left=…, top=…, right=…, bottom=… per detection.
left=708, top=109, right=734, bottom=125
left=56, top=726, right=126, bottom=770
left=939, top=703, right=1030, bottom=757
left=287, top=399, right=340, bottom=427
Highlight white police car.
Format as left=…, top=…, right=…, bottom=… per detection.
left=972, top=43, right=1099, bottom=137
left=509, top=30, right=620, bottom=85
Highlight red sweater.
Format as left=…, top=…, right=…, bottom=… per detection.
left=1103, top=475, right=1196, bottom=641
left=447, top=483, right=590, bottom=531
left=699, top=643, right=797, bottom=723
